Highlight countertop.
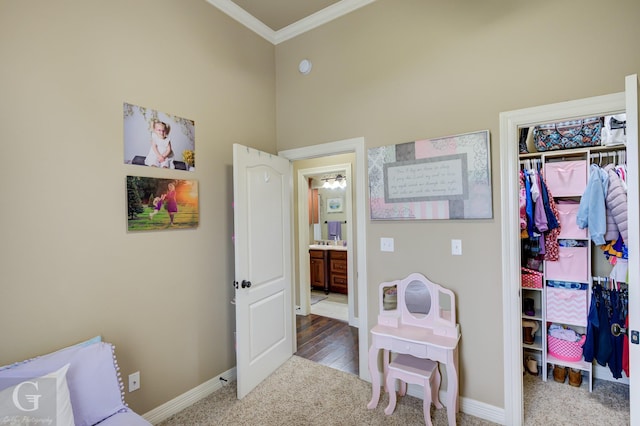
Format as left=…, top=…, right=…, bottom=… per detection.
left=309, top=244, right=347, bottom=251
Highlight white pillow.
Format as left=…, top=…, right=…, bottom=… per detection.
left=0, top=363, right=75, bottom=426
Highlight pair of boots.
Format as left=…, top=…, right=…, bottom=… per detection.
left=553, top=365, right=582, bottom=387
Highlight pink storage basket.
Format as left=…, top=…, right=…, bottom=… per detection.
left=544, top=160, right=587, bottom=197
left=547, top=334, right=586, bottom=362
left=521, top=267, right=543, bottom=289
left=546, top=287, right=588, bottom=326
left=545, top=247, right=589, bottom=282
left=556, top=202, right=587, bottom=239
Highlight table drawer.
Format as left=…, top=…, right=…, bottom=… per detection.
left=392, top=340, right=428, bottom=358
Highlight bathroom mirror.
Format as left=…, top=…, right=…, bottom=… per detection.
left=404, top=280, right=431, bottom=318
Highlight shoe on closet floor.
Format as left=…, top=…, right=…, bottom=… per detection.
left=553, top=365, right=567, bottom=383
left=568, top=368, right=582, bottom=387
left=525, top=356, right=538, bottom=376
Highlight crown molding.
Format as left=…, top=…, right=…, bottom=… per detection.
left=273, top=0, right=377, bottom=44
left=206, top=0, right=276, bottom=43
left=206, top=0, right=377, bottom=45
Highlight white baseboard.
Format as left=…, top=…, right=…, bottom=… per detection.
left=143, top=367, right=237, bottom=425
left=405, top=385, right=505, bottom=425
left=145, top=367, right=504, bottom=425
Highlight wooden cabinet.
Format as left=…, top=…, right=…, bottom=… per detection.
left=329, top=250, right=348, bottom=294
left=309, top=249, right=328, bottom=293
left=309, top=249, right=348, bottom=295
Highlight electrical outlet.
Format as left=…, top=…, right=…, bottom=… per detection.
left=129, top=371, right=140, bottom=392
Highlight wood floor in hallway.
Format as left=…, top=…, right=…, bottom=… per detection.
left=295, top=313, right=359, bottom=376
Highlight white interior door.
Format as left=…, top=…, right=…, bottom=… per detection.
left=233, top=143, right=294, bottom=399
left=625, top=74, right=639, bottom=423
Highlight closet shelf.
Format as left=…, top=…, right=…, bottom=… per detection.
left=519, top=144, right=624, bottom=159
left=546, top=353, right=592, bottom=372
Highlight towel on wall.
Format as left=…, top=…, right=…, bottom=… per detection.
left=313, top=223, right=322, bottom=241
left=327, top=221, right=342, bottom=240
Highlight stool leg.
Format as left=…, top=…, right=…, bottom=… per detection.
left=422, top=377, right=433, bottom=426
left=431, top=368, right=443, bottom=409
left=384, top=373, right=397, bottom=415
left=399, top=379, right=407, bottom=396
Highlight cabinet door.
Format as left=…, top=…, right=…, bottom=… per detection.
left=309, top=250, right=326, bottom=289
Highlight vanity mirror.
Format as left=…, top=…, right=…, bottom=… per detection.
left=404, top=279, right=432, bottom=317
left=377, top=273, right=458, bottom=338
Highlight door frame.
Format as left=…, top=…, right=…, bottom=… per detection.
left=499, top=92, right=630, bottom=424
left=296, top=163, right=357, bottom=326
left=280, top=137, right=370, bottom=380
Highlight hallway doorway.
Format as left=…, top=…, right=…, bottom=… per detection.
left=296, top=162, right=355, bottom=326
left=280, top=137, right=370, bottom=382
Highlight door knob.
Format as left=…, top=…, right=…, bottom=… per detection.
left=241, top=280, right=252, bottom=288
left=611, top=323, right=627, bottom=337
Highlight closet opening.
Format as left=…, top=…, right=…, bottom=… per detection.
left=499, top=83, right=637, bottom=425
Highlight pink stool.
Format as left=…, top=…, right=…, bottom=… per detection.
left=384, top=354, right=443, bottom=426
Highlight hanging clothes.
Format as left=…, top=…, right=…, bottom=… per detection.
left=583, top=284, right=600, bottom=363
left=584, top=279, right=629, bottom=379
left=540, top=172, right=560, bottom=262
left=623, top=314, right=630, bottom=377
left=525, top=170, right=535, bottom=238
left=519, top=163, right=560, bottom=263
left=608, top=289, right=625, bottom=379
left=604, top=163, right=628, bottom=244
left=577, top=164, right=609, bottom=245
left=519, top=171, right=527, bottom=232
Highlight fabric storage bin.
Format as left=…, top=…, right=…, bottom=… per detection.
left=556, top=202, right=587, bottom=239
left=546, top=287, right=588, bottom=326
left=548, top=334, right=586, bottom=362
left=521, top=267, right=543, bottom=288
left=545, top=247, right=589, bottom=282
left=543, top=160, right=587, bottom=197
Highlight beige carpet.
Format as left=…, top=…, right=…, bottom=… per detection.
left=523, top=369, right=629, bottom=425
left=157, top=356, right=629, bottom=426
left=157, top=355, right=494, bottom=425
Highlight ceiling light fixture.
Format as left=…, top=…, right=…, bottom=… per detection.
left=321, top=174, right=346, bottom=189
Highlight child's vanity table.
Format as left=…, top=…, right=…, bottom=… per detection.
left=367, top=273, right=461, bottom=426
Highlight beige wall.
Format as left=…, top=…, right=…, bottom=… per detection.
left=276, top=0, right=640, bottom=407
left=3, top=0, right=640, bottom=417
left=0, top=0, right=275, bottom=414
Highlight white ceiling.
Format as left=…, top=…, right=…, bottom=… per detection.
left=206, top=0, right=377, bottom=45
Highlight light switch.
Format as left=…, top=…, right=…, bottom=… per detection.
left=380, top=237, right=394, bottom=252
left=451, top=239, right=462, bottom=256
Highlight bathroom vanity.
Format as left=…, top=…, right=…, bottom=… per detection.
left=309, top=245, right=348, bottom=295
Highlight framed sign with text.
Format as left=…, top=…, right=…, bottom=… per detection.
left=368, top=130, right=492, bottom=220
